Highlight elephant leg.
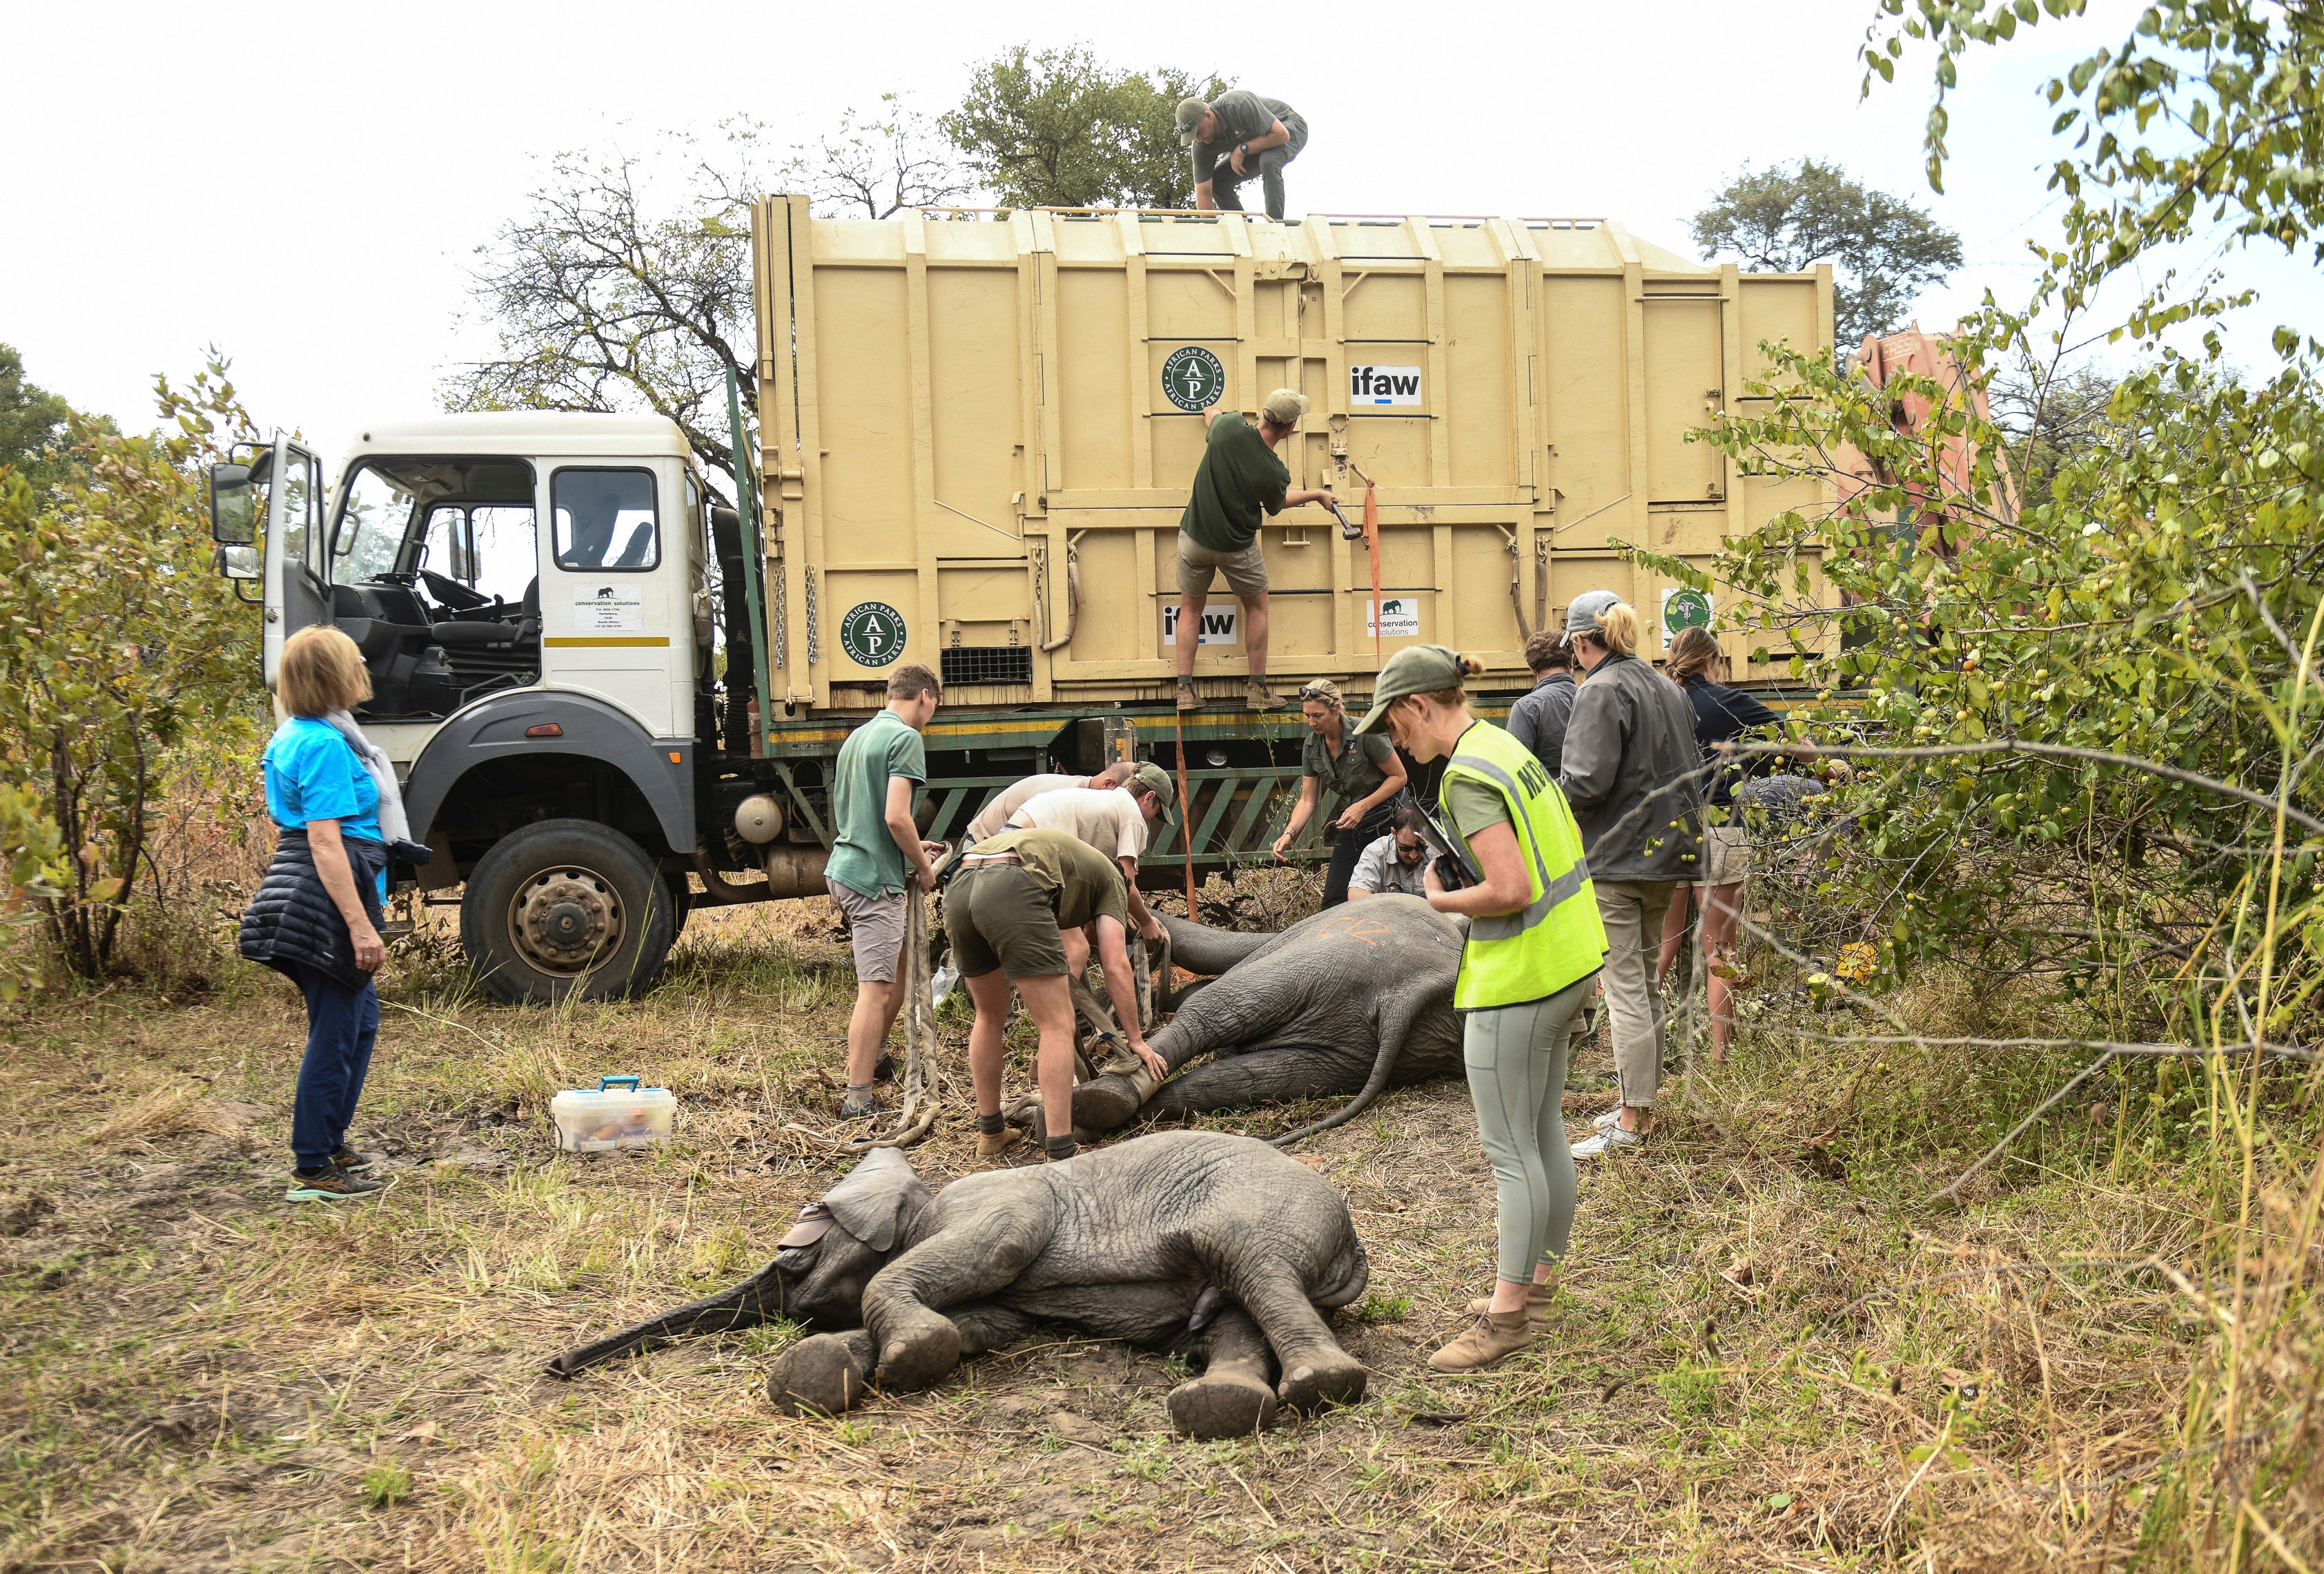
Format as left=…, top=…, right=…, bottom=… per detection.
left=860, top=1213, right=1050, bottom=1393
left=948, top=1300, right=1036, bottom=1360
left=1166, top=1307, right=1280, bottom=1439
left=765, top=1329, right=877, bottom=1417
left=1226, top=1260, right=1370, bottom=1416
left=1144, top=1045, right=1366, bottom=1119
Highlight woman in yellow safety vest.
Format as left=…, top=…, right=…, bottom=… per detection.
left=1353, top=645, right=1608, bottom=1374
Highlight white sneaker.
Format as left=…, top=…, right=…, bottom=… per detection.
left=1590, top=1105, right=1623, bottom=1131
left=1571, top=1124, right=1646, bottom=1160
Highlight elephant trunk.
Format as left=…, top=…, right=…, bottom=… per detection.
left=1267, top=1024, right=1403, bottom=1150
left=545, top=1263, right=787, bottom=1378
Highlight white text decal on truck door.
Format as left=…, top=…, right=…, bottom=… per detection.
left=573, top=584, right=645, bottom=632
left=1349, top=366, right=1422, bottom=405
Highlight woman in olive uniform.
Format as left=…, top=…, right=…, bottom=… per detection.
left=1354, top=646, right=1608, bottom=1371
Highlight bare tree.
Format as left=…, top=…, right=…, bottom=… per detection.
left=445, top=111, right=974, bottom=496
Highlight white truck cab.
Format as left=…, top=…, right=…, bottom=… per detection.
left=213, top=412, right=734, bottom=1003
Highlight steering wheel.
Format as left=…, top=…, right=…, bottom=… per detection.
left=419, top=568, right=491, bottom=612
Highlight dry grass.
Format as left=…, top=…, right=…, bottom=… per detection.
left=1, top=894, right=2319, bottom=1573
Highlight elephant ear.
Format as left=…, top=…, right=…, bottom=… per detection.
left=817, top=1147, right=931, bottom=1252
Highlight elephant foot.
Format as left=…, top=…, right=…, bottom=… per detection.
left=1070, top=1071, right=1153, bottom=1136
left=765, top=1331, right=873, bottom=1416
left=1167, top=1368, right=1279, bottom=1439
left=1277, top=1347, right=1368, bottom=1415
left=873, top=1305, right=963, bottom=1392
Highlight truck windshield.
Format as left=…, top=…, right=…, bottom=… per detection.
left=333, top=463, right=418, bottom=583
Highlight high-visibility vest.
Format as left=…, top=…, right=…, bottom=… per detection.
left=1439, top=721, right=1608, bottom=1011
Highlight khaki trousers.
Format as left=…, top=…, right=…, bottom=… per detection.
left=1594, top=880, right=1677, bottom=1109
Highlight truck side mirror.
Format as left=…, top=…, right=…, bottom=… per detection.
left=210, top=463, right=256, bottom=545
left=215, top=543, right=260, bottom=581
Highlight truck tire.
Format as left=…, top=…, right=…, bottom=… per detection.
left=462, top=819, right=676, bottom=1004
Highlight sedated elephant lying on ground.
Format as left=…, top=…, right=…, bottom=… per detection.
left=1070, top=897, right=1466, bottom=1144
left=546, top=1131, right=1371, bottom=1439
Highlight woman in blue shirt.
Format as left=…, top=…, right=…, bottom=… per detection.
left=240, top=626, right=395, bottom=1202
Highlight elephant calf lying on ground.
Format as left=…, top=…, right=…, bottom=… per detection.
left=1071, top=897, right=1467, bottom=1143
left=547, top=1131, right=1371, bottom=1438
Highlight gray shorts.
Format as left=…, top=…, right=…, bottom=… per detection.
left=830, top=879, right=906, bottom=984
left=1176, top=532, right=1268, bottom=599
left=1699, top=822, right=1752, bottom=887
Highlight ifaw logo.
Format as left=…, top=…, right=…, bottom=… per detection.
left=1162, top=605, right=1238, bottom=645
left=1349, top=365, right=1422, bottom=406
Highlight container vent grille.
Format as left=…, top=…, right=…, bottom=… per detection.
left=941, top=646, right=1033, bottom=687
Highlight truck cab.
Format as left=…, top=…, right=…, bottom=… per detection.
left=213, top=414, right=729, bottom=1003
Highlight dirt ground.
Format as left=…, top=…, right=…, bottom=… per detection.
left=0, top=900, right=2211, bottom=1573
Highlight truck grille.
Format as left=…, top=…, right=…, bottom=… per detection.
left=940, top=646, right=1032, bottom=687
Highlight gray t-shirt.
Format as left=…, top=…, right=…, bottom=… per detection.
left=1349, top=833, right=1428, bottom=897
left=1193, top=91, right=1293, bottom=180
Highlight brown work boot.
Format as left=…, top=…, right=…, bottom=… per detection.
left=1244, top=679, right=1281, bottom=711
left=1427, top=1308, right=1535, bottom=1372
left=975, top=1127, right=1026, bottom=1163
left=1464, top=1279, right=1557, bottom=1323
left=1175, top=678, right=1202, bottom=712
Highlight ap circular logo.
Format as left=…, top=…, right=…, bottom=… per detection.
left=1160, top=346, right=1227, bottom=413
left=839, top=601, right=907, bottom=669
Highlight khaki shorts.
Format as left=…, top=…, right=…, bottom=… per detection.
left=830, top=879, right=906, bottom=984
left=944, top=864, right=1068, bottom=980
left=1699, top=822, right=1752, bottom=887
left=1175, top=531, right=1268, bottom=599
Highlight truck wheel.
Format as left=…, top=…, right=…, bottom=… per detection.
left=462, top=819, right=676, bottom=1004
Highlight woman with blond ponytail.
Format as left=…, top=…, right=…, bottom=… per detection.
left=1555, top=592, right=1703, bottom=1158
left=1354, top=645, right=1606, bottom=1374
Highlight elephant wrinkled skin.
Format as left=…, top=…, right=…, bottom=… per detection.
left=1071, top=897, right=1466, bottom=1143
left=547, top=1131, right=1372, bottom=1439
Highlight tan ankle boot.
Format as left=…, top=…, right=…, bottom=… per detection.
left=1244, top=679, right=1281, bottom=711
left=1464, top=1280, right=1556, bottom=1323
left=975, top=1127, right=1025, bottom=1161
left=1428, top=1308, right=1535, bottom=1372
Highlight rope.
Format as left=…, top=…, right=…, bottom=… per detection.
left=1173, top=710, right=1198, bottom=923
left=1365, top=482, right=1383, bottom=669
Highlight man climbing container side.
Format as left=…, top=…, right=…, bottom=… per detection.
left=1175, top=387, right=1337, bottom=713
left=1177, top=92, right=1309, bottom=222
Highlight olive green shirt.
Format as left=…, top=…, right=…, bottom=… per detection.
left=826, top=708, right=926, bottom=897
left=969, top=828, right=1132, bottom=931
left=1179, top=412, right=1290, bottom=554
left=1302, top=725, right=1396, bottom=812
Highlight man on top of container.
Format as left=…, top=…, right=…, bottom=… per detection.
left=1175, top=92, right=1309, bottom=223
left=1174, top=387, right=1338, bottom=714
left=825, top=663, right=946, bottom=1120
left=1006, top=761, right=1177, bottom=952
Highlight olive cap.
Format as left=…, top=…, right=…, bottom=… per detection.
left=1129, top=761, right=1178, bottom=822
left=1175, top=99, right=1210, bottom=146
left=1353, top=645, right=1469, bottom=736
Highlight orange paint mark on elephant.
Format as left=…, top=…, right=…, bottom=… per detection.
left=1311, top=915, right=1392, bottom=947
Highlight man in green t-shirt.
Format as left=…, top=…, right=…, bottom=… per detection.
left=1174, top=386, right=1338, bottom=714
left=947, top=828, right=1166, bottom=1165
left=1175, top=91, right=1309, bottom=222
left=826, top=663, right=946, bottom=1119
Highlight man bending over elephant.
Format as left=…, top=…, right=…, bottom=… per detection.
left=950, top=828, right=1167, bottom=1163
left=1005, top=760, right=1177, bottom=957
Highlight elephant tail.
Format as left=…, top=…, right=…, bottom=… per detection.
left=1268, top=1028, right=1402, bottom=1150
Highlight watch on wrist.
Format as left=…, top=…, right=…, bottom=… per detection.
left=1238, top=142, right=1249, bottom=158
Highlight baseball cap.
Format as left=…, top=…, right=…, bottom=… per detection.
left=1260, top=387, right=1309, bottom=427
left=1352, top=645, right=1470, bottom=736
left=1128, top=761, right=1178, bottom=822
left=1565, top=588, right=1621, bottom=635
left=1175, top=98, right=1210, bottom=146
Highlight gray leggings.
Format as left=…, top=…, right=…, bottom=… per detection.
left=1464, top=978, right=1590, bottom=1283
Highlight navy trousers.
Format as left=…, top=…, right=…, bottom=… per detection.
left=289, top=963, right=379, bottom=1169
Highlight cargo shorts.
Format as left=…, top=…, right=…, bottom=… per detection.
left=1175, top=531, right=1269, bottom=599
left=829, top=878, right=907, bottom=984
left=1698, top=822, right=1752, bottom=887
left=944, top=864, right=1068, bottom=980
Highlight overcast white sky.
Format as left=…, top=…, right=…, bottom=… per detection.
left=5, top=0, right=2314, bottom=469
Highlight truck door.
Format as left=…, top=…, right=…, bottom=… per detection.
left=258, top=438, right=326, bottom=691
left=538, top=461, right=680, bottom=736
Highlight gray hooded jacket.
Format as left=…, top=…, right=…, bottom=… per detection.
left=1557, top=652, right=1705, bottom=884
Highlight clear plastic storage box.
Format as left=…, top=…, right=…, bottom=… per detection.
left=550, top=1076, right=676, bottom=1152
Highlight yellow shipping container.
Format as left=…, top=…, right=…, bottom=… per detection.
left=750, top=195, right=1832, bottom=714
